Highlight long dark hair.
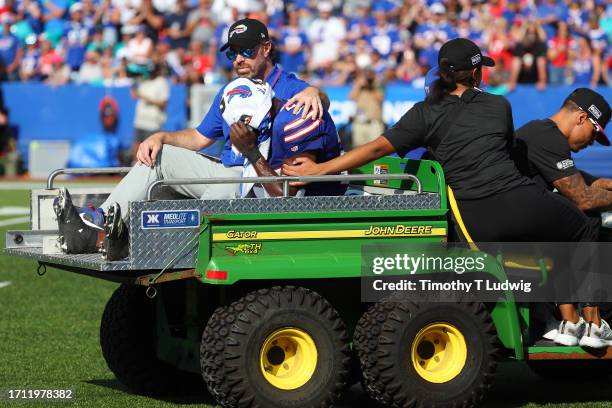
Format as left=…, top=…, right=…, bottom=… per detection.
left=426, top=58, right=481, bottom=104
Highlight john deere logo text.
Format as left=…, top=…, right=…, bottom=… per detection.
left=365, top=225, right=433, bottom=236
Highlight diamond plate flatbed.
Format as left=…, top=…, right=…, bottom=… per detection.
left=6, top=193, right=442, bottom=272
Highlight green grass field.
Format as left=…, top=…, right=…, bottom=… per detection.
left=1, top=186, right=612, bottom=408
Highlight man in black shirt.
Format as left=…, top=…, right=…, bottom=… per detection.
left=515, top=88, right=612, bottom=348
left=515, top=88, right=612, bottom=240
left=515, top=88, right=612, bottom=206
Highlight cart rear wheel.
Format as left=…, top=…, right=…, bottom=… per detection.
left=201, top=286, right=350, bottom=408
left=360, top=300, right=498, bottom=408
left=410, top=322, right=468, bottom=383
left=353, top=301, right=396, bottom=405
left=100, top=284, right=204, bottom=396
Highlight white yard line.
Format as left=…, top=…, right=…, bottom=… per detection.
left=0, top=216, right=30, bottom=227
left=0, top=281, right=11, bottom=289
left=0, top=206, right=29, bottom=216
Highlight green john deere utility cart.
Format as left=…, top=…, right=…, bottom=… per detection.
left=5, top=156, right=612, bottom=408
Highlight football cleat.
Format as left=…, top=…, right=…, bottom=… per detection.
left=53, top=188, right=103, bottom=254
left=101, top=202, right=129, bottom=261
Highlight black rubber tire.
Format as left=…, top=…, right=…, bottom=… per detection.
left=200, top=303, right=234, bottom=406
left=364, top=300, right=498, bottom=408
left=353, top=301, right=397, bottom=406
left=200, top=286, right=351, bottom=408
left=100, top=284, right=204, bottom=396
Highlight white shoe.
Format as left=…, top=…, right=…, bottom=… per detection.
left=542, top=317, right=560, bottom=341
left=579, top=319, right=612, bottom=349
left=554, top=318, right=586, bottom=346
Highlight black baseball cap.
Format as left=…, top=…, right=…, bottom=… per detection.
left=219, top=18, right=270, bottom=52
left=438, top=38, right=495, bottom=72
left=567, top=88, right=611, bottom=146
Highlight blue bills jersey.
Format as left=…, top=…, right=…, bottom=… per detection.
left=270, top=103, right=346, bottom=196
left=195, top=65, right=308, bottom=167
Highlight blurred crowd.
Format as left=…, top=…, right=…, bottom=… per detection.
left=0, top=0, right=609, bottom=90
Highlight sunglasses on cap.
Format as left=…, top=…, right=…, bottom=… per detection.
left=578, top=106, right=604, bottom=133
left=587, top=117, right=603, bottom=134
left=225, top=45, right=260, bottom=61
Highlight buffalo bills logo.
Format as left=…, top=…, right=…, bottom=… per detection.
left=226, top=85, right=252, bottom=103
left=229, top=24, right=247, bottom=38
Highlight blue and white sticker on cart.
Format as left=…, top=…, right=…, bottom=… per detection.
left=141, top=210, right=200, bottom=229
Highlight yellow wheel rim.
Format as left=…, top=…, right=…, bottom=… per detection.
left=259, top=327, right=318, bottom=390
left=410, top=322, right=467, bottom=383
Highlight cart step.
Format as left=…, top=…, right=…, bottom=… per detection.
left=528, top=344, right=612, bottom=360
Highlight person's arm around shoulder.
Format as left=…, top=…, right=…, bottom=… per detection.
left=271, top=69, right=329, bottom=119
left=286, top=86, right=330, bottom=120
left=553, top=172, right=612, bottom=211
left=283, top=101, right=427, bottom=177
left=283, top=136, right=395, bottom=177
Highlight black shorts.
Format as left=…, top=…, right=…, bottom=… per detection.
left=456, top=184, right=598, bottom=243
left=455, top=186, right=601, bottom=304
